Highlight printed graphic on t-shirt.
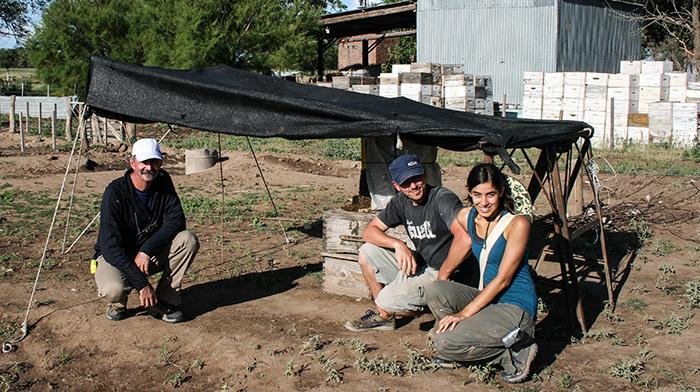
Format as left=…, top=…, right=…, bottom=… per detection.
left=406, top=220, right=436, bottom=240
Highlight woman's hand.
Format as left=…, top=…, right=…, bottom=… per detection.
left=436, top=312, right=468, bottom=333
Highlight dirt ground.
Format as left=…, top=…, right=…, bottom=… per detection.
left=0, top=132, right=698, bottom=391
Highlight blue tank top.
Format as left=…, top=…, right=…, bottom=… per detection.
left=467, top=208, right=537, bottom=318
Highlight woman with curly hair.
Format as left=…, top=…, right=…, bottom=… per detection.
left=426, top=163, right=538, bottom=383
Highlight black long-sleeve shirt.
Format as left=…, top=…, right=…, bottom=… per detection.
left=95, top=169, right=186, bottom=290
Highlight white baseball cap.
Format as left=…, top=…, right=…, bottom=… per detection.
left=131, top=138, right=163, bottom=162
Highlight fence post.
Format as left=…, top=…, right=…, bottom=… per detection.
left=47, top=85, right=50, bottom=97
left=64, top=97, right=72, bottom=140
left=9, top=95, right=15, bottom=133
left=21, top=82, right=24, bottom=96
left=125, top=122, right=135, bottom=141
left=609, top=97, right=615, bottom=150
left=79, top=103, right=89, bottom=151
left=51, top=103, right=57, bottom=150
left=102, top=117, right=108, bottom=145
left=38, top=102, right=42, bottom=135
left=25, top=101, right=29, bottom=134
left=91, top=114, right=99, bottom=143
left=19, top=112, right=24, bottom=153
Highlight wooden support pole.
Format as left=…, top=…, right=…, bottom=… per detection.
left=51, top=103, right=57, bottom=150
left=549, top=147, right=587, bottom=333
left=9, top=95, right=15, bottom=133
left=38, top=102, right=42, bottom=135
left=65, top=97, right=72, bottom=140
left=18, top=106, right=23, bottom=135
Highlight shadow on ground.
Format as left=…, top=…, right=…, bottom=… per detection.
left=182, top=262, right=321, bottom=320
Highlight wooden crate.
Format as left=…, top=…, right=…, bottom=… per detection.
left=322, top=253, right=370, bottom=299
left=322, top=209, right=412, bottom=254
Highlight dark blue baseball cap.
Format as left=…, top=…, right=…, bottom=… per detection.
left=389, top=154, right=425, bottom=185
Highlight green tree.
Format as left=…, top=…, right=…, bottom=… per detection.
left=631, top=0, right=699, bottom=72
left=26, top=0, right=337, bottom=96
left=0, top=0, right=45, bottom=39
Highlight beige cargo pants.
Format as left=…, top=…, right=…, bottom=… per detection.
left=95, top=230, right=199, bottom=309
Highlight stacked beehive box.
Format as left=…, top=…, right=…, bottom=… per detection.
left=523, top=59, right=698, bottom=147
left=672, top=103, right=700, bottom=146
left=648, top=102, right=674, bottom=142
left=583, top=73, right=608, bottom=143
left=522, top=72, right=544, bottom=119
left=542, top=73, right=565, bottom=120
left=668, top=72, right=688, bottom=102
left=342, top=62, right=494, bottom=114
left=562, top=72, right=586, bottom=122
left=687, top=82, right=700, bottom=103
left=638, top=73, right=670, bottom=113
left=321, top=209, right=413, bottom=298
left=443, top=74, right=492, bottom=114
left=378, top=72, right=400, bottom=98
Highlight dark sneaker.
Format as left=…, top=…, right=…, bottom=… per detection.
left=149, top=302, right=185, bottom=323
left=344, top=309, right=395, bottom=332
left=106, top=304, right=126, bottom=321
left=501, top=342, right=538, bottom=383
left=431, top=355, right=463, bottom=369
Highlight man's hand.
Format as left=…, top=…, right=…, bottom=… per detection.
left=436, top=312, right=468, bottom=333
left=134, top=251, right=150, bottom=275
left=139, top=284, right=157, bottom=308
left=393, top=240, right=417, bottom=276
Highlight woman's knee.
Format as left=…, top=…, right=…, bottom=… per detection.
left=425, top=280, right=453, bottom=304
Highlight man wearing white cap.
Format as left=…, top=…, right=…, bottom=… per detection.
left=94, top=138, right=199, bottom=323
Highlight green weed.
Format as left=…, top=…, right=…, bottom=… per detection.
left=656, top=263, right=677, bottom=294
left=56, top=350, right=73, bottom=365
left=554, top=371, right=574, bottom=390
left=405, top=348, right=439, bottom=374
left=307, top=271, right=324, bottom=287
left=354, top=354, right=404, bottom=377
left=684, top=281, right=700, bottom=309
left=585, top=328, right=626, bottom=346
left=602, top=300, right=623, bottom=323
left=167, top=370, right=187, bottom=388
left=608, top=348, right=652, bottom=383
left=656, top=312, right=693, bottom=335
left=0, top=362, right=27, bottom=392
left=0, top=317, right=19, bottom=341
left=317, top=356, right=343, bottom=383
left=466, top=363, right=498, bottom=385
left=622, top=297, right=648, bottom=312
left=649, top=240, right=678, bottom=256
left=628, top=218, right=653, bottom=243
left=299, top=334, right=324, bottom=354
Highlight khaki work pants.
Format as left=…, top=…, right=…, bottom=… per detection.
left=425, top=280, right=534, bottom=364
left=95, top=230, right=199, bottom=309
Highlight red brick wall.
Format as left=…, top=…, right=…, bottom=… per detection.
left=337, top=36, right=400, bottom=70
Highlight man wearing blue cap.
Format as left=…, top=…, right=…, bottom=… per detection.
left=345, top=154, right=471, bottom=331
left=94, top=138, right=199, bottom=323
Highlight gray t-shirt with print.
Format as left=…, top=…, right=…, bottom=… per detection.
left=377, top=185, right=463, bottom=270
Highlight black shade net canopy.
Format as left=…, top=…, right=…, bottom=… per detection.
left=86, top=56, right=593, bottom=171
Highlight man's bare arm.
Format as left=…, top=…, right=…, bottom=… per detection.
left=363, top=217, right=417, bottom=276
left=437, top=211, right=471, bottom=280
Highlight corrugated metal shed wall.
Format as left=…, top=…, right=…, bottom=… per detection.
left=417, top=0, right=641, bottom=105
left=417, top=0, right=559, bottom=106
left=557, top=1, right=642, bottom=72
